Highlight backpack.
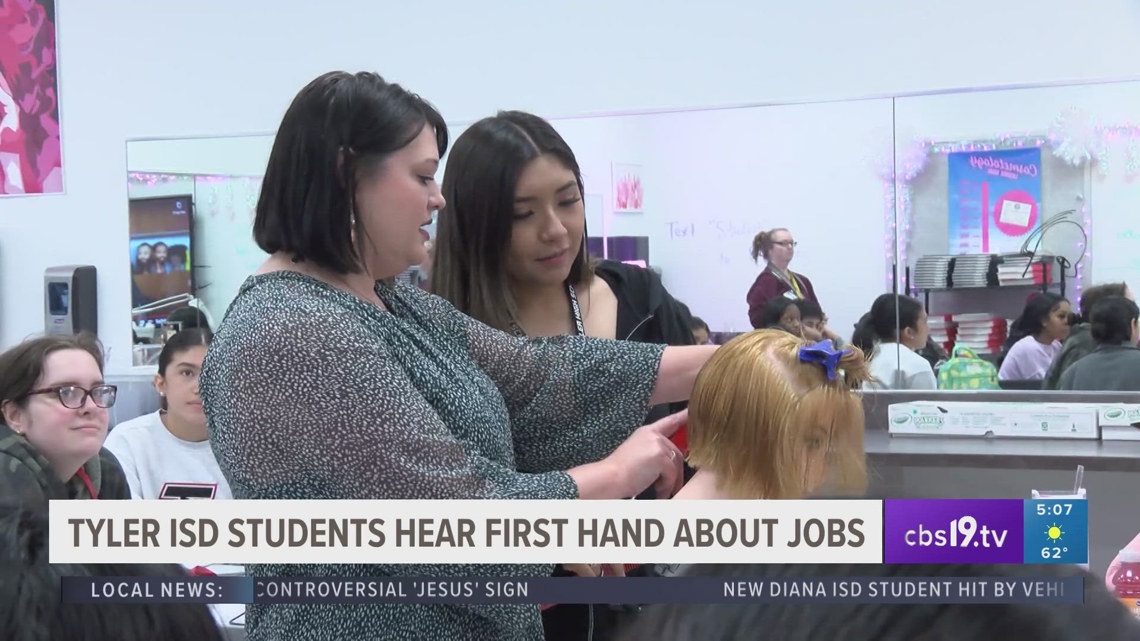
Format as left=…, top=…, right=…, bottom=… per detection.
left=937, top=344, right=1000, bottom=391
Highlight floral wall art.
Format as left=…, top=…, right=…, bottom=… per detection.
left=0, top=0, right=62, bottom=196
left=612, top=162, right=643, bottom=214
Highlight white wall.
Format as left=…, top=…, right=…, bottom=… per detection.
left=2, top=0, right=1139, bottom=370
left=127, top=137, right=271, bottom=177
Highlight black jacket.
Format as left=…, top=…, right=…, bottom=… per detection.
left=593, top=260, right=696, bottom=424
left=543, top=262, right=695, bottom=641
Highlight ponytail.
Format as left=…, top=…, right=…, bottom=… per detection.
left=750, top=231, right=770, bottom=263
left=850, top=312, right=878, bottom=356
left=850, top=293, right=925, bottom=358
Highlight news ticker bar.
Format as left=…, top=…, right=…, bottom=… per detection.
left=48, top=498, right=1089, bottom=565
left=61, top=576, right=1084, bottom=606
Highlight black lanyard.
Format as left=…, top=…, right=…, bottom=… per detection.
left=510, top=284, right=584, bottom=337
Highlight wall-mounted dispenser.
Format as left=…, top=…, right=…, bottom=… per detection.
left=44, top=265, right=98, bottom=337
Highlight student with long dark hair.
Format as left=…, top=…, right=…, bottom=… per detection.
left=998, top=292, right=1071, bottom=381
left=104, top=329, right=229, bottom=500
left=850, top=293, right=934, bottom=390
left=431, top=110, right=698, bottom=641
left=1058, top=296, right=1140, bottom=391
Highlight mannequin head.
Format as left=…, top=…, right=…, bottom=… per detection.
left=686, top=330, right=870, bottom=499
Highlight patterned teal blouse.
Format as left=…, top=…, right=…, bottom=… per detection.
left=199, top=272, right=665, bottom=641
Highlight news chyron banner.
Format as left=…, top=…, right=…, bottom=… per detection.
left=48, top=498, right=1089, bottom=606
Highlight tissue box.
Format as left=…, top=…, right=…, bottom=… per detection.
left=888, top=401, right=1099, bottom=439
left=1097, top=404, right=1140, bottom=441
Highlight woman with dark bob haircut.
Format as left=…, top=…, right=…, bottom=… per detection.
left=198, top=71, right=718, bottom=641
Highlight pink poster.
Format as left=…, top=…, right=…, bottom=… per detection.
left=0, top=0, right=62, bottom=196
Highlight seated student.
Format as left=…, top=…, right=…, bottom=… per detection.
left=1044, top=282, right=1132, bottom=389
left=0, top=333, right=129, bottom=501
left=757, top=297, right=804, bottom=336
left=0, top=502, right=226, bottom=641
left=998, top=292, right=1071, bottom=381
left=1058, top=296, right=1140, bottom=391
left=795, top=299, right=842, bottom=345
left=689, top=316, right=710, bottom=345
left=623, top=561, right=1140, bottom=641
left=850, top=294, right=936, bottom=390
left=674, top=330, right=870, bottom=500
left=104, top=329, right=230, bottom=500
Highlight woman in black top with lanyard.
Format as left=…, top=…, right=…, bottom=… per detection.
left=433, top=110, right=695, bottom=641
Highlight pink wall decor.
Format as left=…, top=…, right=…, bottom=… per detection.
left=0, top=0, right=62, bottom=196
left=611, top=162, right=643, bottom=214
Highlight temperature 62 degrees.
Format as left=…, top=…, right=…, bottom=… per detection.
left=1022, top=499, right=1088, bottom=565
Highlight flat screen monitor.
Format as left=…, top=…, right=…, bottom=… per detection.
left=129, top=195, right=195, bottom=328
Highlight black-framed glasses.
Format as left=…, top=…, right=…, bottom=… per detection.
left=773, top=240, right=798, bottom=248
left=26, top=385, right=117, bottom=409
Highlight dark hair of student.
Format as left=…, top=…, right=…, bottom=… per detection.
left=749, top=227, right=788, bottom=263
left=0, top=333, right=104, bottom=427
left=0, top=502, right=226, bottom=641
left=1089, top=296, right=1140, bottom=345
left=432, top=110, right=591, bottom=333
left=758, top=297, right=797, bottom=329
left=795, top=299, right=824, bottom=320
left=850, top=293, right=924, bottom=355
left=155, top=329, right=212, bottom=411
left=253, top=71, right=448, bottom=276
left=1078, top=282, right=1128, bottom=322
left=689, top=316, right=709, bottom=332
left=1000, top=292, right=1068, bottom=358
left=621, top=561, right=1140, bottom=641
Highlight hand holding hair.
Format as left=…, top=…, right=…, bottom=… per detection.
left=568, top=410, right=687, bottom=500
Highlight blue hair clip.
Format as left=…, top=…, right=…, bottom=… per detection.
left=799, top=339, right=846, bottom=380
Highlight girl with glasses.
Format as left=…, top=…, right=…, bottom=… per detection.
left=746, top=228, right=822, bottom=335
left=0, top=333, right=129, bottom=501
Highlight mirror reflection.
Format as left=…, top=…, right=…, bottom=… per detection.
left=880, top=80, right=1140, bottom=393
left=126, top=136, right=272, bottom=365
left=123, top=80, right=1140, bottom=398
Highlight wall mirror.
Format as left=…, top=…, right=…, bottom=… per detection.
left=124, top=101, right=893, bottom=369
left=888, top=79, right=1140, bottom=393
left=127, top=81, right=1139, bottom=384
left=126, top=136, right=273, bottom=364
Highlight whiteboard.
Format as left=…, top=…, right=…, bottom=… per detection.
left=639, top=100, right=894, bottom=335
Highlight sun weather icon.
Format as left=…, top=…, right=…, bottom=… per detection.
left=1046, top=523, right=1064, bottom=542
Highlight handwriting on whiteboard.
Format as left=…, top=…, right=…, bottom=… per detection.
left=666, top=219, right=759, bottom=242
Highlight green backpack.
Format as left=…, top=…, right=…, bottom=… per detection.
left=937, top=344, right=1000, bottom=391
